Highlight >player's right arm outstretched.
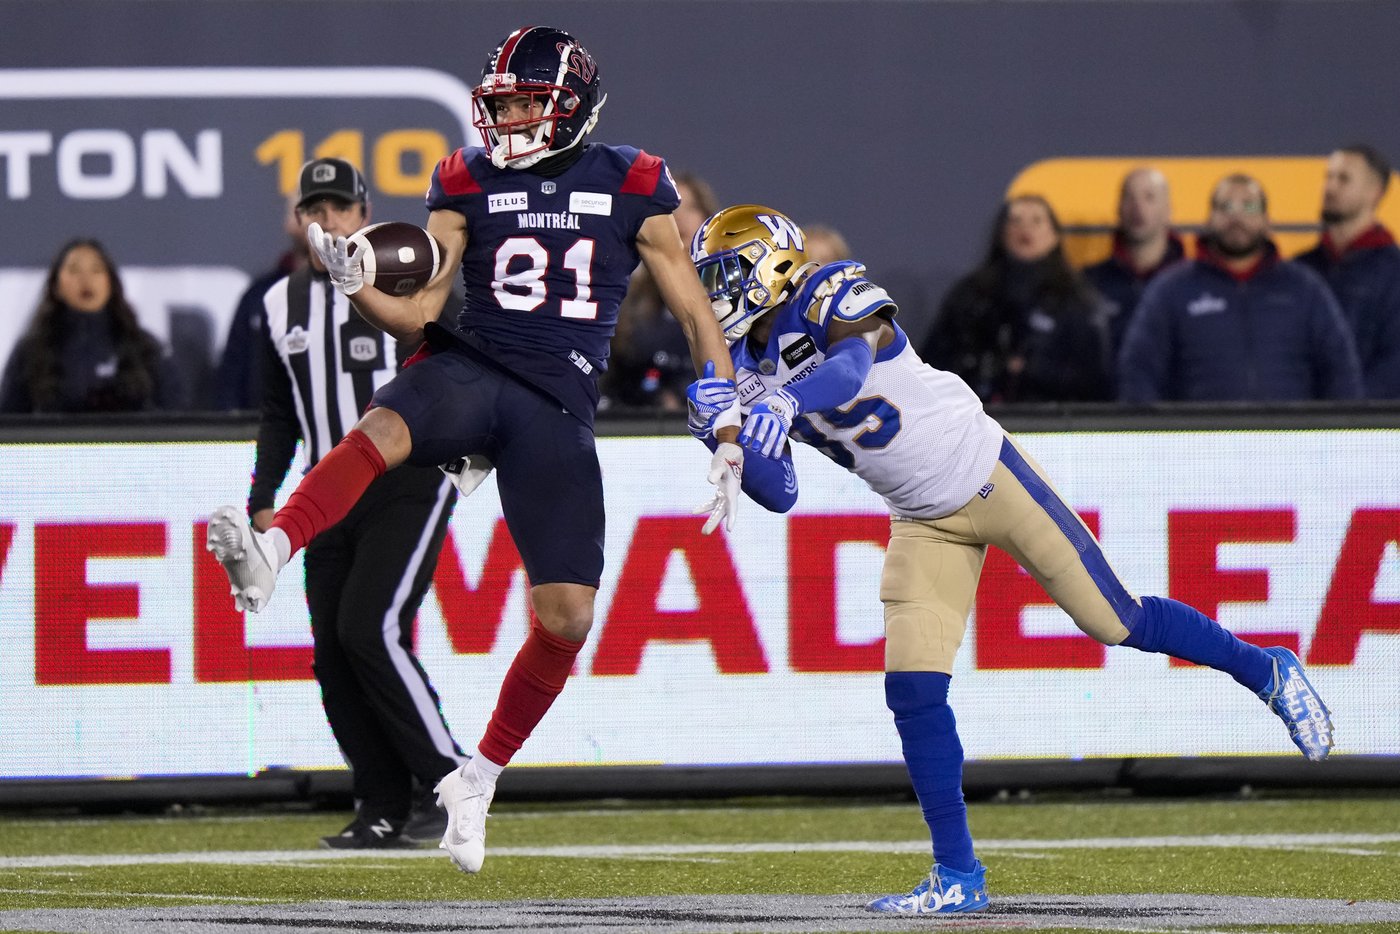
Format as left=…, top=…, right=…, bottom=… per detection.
left=308, top=208, right=467, bottom=344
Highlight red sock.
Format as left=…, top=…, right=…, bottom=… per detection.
left=272, top=429, right=386, bottom=556
left=478, top=621, right=584, bottom=767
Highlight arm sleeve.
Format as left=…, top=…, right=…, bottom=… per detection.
left=247, top=321, right=301, bottom=515
left=698, top=435, right=799, bottom=513
left=784, top=336, right=875, bottom=413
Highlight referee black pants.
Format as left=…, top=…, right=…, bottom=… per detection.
left=304, top=463, right=462, bottom=822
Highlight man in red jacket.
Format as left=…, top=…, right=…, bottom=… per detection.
left=1118, top=174, right=1363, bottom=403
left=1295, top=144, right=1400, bottom=398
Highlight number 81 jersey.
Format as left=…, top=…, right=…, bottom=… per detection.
left=733, top=262, right=1004, bottom=520
left=427, top=144, right=679, bottom=415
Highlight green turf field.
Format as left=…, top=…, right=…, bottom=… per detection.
left=2, top=791, right=1398, bottom=932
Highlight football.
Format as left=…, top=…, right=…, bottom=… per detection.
left=347, top=221, right=442, bottom=296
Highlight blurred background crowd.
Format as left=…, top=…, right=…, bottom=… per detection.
left=5, top=144, right=1394, bottom=416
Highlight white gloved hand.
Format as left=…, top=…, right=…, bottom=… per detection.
left=307, top=221, right=364, bottom=296
left=693, top=441, right=743, bottom=535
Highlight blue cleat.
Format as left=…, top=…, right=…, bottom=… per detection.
left=866, top=860, right=989, bottom=914
left=1258, top=646, right=1333, bottom=761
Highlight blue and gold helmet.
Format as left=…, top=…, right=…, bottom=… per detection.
left=473, top=26, right=606, bottom=170
left=691, top=205, right=814, bottom=340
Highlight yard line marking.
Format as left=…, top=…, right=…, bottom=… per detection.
left=2, top=832, right=1398, bottom=868
left=0, top=887, right=280, bottom=903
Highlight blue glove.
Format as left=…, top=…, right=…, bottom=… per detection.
left=686, top=360, right=738, bottom=440
left=739, top=387, right=800, bottom=459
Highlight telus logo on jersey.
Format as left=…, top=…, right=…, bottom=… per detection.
left=488, top=191, right=529, bottom=213
left=738, top=372, right=765, bottom=403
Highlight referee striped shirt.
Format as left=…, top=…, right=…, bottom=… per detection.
left=248, top=268, right=399, bottom=513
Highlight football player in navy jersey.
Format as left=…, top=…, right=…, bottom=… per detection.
left=685, top=205, right=1335, bottom=915
left=208, top=26, right=744, bottom=874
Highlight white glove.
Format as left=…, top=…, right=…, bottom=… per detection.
left=739, top=387, right=800, bottom=459
left=694, top=441, right=743, bottom=535
left=439, top=455, right=494, bottom=497
left=307, top=221, right=364, bottom=296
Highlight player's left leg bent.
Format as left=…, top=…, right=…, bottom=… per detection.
left=876, top=518, right=988, bottom=905
left=975, top=435, right=1331, bottom=759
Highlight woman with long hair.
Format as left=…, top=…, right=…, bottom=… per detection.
left=0, top=238, right=177, bottom=413
left=921, top=195, right=1112, bottom=403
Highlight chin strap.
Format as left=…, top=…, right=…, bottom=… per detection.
left=491, top=134, right=550, bottom=170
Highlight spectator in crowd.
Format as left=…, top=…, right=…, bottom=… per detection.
left=1295, top=144, right=1400, bottom=398
left=1083, top=167, right=1187, bottom=354
left=1118, top=174, right=1363, bottom=403
left=215, top=193, right=310, bottom=411
left=921, top=194, right=1112, bottom=403
left=0, top=238, right=182, bottom=413
left=804, top=223, right=851, bottom=265
left=603, top=171, right=719, bottom=410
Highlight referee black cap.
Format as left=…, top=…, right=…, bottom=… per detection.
left=296, top=158, right=368, bottom=210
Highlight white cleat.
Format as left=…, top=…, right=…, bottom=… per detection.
left=205, top=505, right=279, bottom=613
left=435, top=762, right=495, bottom=873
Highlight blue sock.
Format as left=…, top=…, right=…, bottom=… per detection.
left=1120, top=596, right=1273, bottom=693
left=884, top=671, right=976, bottom=874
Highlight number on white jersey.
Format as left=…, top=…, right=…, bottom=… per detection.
left=791, top=395, right=902, bottom=468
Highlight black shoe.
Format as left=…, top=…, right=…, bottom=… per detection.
left=319, top=815, right=414, bottom=850
left=402, top=788, right=449, bottom=846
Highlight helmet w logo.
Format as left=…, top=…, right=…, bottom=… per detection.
left=757, top=214, right=805, bottom=251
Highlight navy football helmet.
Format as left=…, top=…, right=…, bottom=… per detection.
left=473, top=26, right=606, bottom=170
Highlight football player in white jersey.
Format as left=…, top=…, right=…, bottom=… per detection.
left=684, top=205, right=1335, bottom=916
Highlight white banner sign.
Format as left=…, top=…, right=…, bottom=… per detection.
left=2, top=430, right=1398, bottom=779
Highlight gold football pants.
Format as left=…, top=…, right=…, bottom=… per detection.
left=881, top=434, right=1138, bottom=673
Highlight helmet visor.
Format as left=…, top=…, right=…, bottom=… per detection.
left=696, top=251, right=750, bottom=305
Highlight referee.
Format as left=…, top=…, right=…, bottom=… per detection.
left=248, top=157, right=463, bottom=849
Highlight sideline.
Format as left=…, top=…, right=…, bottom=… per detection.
left=3, top=831, right=1399, bottom=869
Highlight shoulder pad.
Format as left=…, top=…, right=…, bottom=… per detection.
left=429, top=148, right=481, bottom=203
left=619, top=149, right=665, bottom=196
left=794, top=261, right=897, bottom=327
